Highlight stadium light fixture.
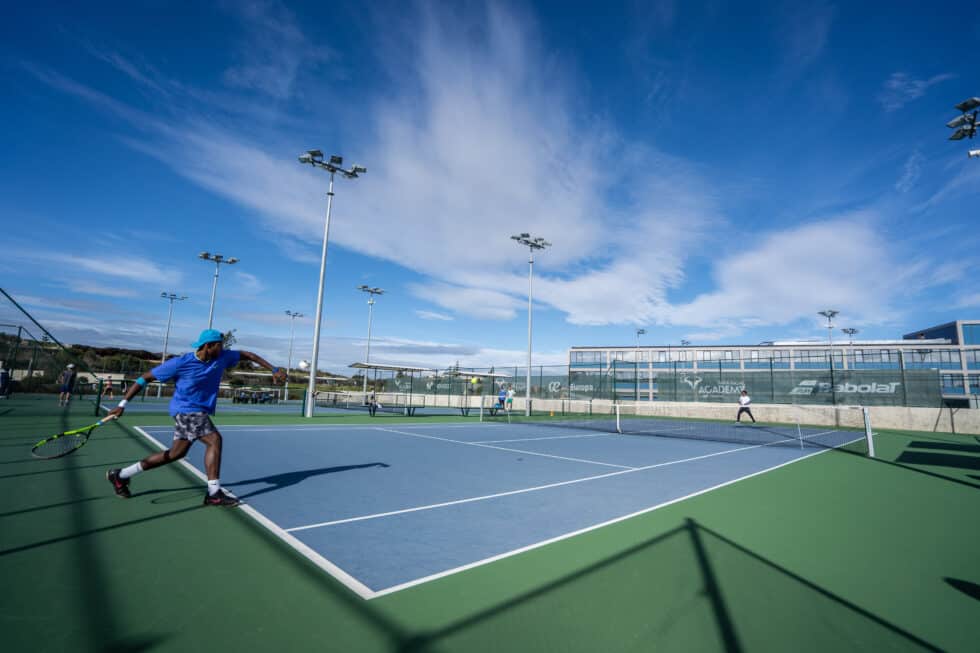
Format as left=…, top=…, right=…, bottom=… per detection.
left=947, top=97, right=979, bottom=147
left=198, top=252, right=239, bottom=329
left=680, top=339, right=691, bottom=346
left=357, top=286, right=385, bottom=394
left=511, top=232, right=551, bottom=416
left=298, top=150, right=367, bottom=417
left=283, top=310, right=304, bottom=401
left=158, top=292, right=187, bottom=397
left=841, top=327, right=858, bottom=345
left=818, top=310, right=839, bottom=348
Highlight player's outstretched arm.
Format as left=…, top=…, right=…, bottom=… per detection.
left=239, top=351, right=287, bottom=384
left=107, top=371, right=157, bottom=418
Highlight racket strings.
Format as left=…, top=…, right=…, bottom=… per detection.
left=32, top=432, right=88, bottom=459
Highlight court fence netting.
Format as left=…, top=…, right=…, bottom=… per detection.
left=478, top=397, right=875, bottom=456
left=365, top=361, right=951, bottom=410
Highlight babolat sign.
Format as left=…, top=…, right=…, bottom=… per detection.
left=790, top=380, right=900, bottom=396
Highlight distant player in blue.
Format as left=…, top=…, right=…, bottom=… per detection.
left=497, top=387, right=507, bottom=409
left=105, top=329, right=286, bottom=506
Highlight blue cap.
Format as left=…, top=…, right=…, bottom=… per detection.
left=191, top=329, right=224, bottom=349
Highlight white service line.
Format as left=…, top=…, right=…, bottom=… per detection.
left=374, top=426, right=636, bottom=470
left=474, top=432, right=615, bottom=444
left=285, top=439, right=768, bottom=533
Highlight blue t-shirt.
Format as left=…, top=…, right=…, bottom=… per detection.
left=151, top=350, right=241, bottom=416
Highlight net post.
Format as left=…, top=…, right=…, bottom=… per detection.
left=615, top=404, right=622, bottom=433
left=862, top=407, right=875, bottom=458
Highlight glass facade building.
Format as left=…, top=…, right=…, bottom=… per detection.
left=570, top=320, right=980, bottom=401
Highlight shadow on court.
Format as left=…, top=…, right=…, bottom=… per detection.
left=944, top=577, right=980, bottom=602
left=226, top=462, right=391, bottom=500
left=392, top=519, right=942, bottom=653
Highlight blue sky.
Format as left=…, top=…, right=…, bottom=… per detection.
left=2, top=1, right=978, bottom=373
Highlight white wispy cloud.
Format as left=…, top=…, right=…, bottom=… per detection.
left=415, top=309, right=454, bottom=321
left=65, top=281, right=140, bottom=298
left=956, top=292, right=980, bottom=308
left=6, top=246, right=180, bottom=287
left=661, top=215, right=936, bottom=329
left=773, top=1, right=836, bottom=78
left=878, top=72, right=955, bottom=111
left=220, top=0, right=330, bottom=99
left=233, top=270, right=265, bottom=294
left=914, top=159, right=980, bottom=211
left=895, top=150, right=923, bottom=193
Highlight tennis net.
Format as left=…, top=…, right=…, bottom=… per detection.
left=313, top=390, right=420, bottom=415
left=480, top=399, right=873, bottom=454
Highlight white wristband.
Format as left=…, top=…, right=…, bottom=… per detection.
left=118, top=399, right=128, bottom=408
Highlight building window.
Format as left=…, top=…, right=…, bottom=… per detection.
left=963, top=324, right=980, bottom=346
left=968, top=375, right=980, bottom=395
left=941, top=374, right=965, bottom=395
left=905, top=350, right=961, bottom=369
left=964, top=349, right=980, bottom=370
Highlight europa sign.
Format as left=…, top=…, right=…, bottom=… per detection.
left=789, top=380, right=900, bottom=396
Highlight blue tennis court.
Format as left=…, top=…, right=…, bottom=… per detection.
left=134, top=419, right=853, bottom=598
left=101, top=399, right=303, bottom=414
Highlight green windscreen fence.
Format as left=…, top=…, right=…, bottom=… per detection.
left=646, top=369, right=942, bottom=407
left=371, top=363, right=944, bottom=408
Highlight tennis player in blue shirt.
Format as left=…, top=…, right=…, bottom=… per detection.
left=105, top=329, right=286, bottom=506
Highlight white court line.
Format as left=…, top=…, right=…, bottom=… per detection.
left=374, top=426, right=636, bottom=470
left=286, top=439, right=769, bottom=533
left=130, top=426, right=375, bottom=600
left=474, top=432, right=615, bottom=444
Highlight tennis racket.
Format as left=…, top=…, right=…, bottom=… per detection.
left=31, top=415, right=117, bottom=459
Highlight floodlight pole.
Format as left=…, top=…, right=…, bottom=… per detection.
left=841, top=327, right=858, bottom=346
left=358, top=286, right=385, bottom=394
left=198, top=252, right=239, bottom=329
left=284, top=310, right=303, bottom=401
left=635, top=328, right=645, bottom=400
left=158, top=293, right=187, bottom=397
left=511, top=233, right=551, bottom=416
left=818, top=310, right=838, bottom=347
left=298, top=151, right=366, bottom=418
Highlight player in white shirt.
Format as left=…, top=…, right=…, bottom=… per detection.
left=736, top=389, right=756, bottom=423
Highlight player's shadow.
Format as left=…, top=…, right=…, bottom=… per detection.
left=227, top=462, right=390, bottom=500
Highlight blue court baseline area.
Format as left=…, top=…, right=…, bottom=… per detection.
left=134, top=420, right=846, bottom=598
left=103, top=400, right=302, bottom=414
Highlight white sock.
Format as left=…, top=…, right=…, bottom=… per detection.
left=119, top=462, right=143, bottom=480
left=207, top=479, right=220, bottom=496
